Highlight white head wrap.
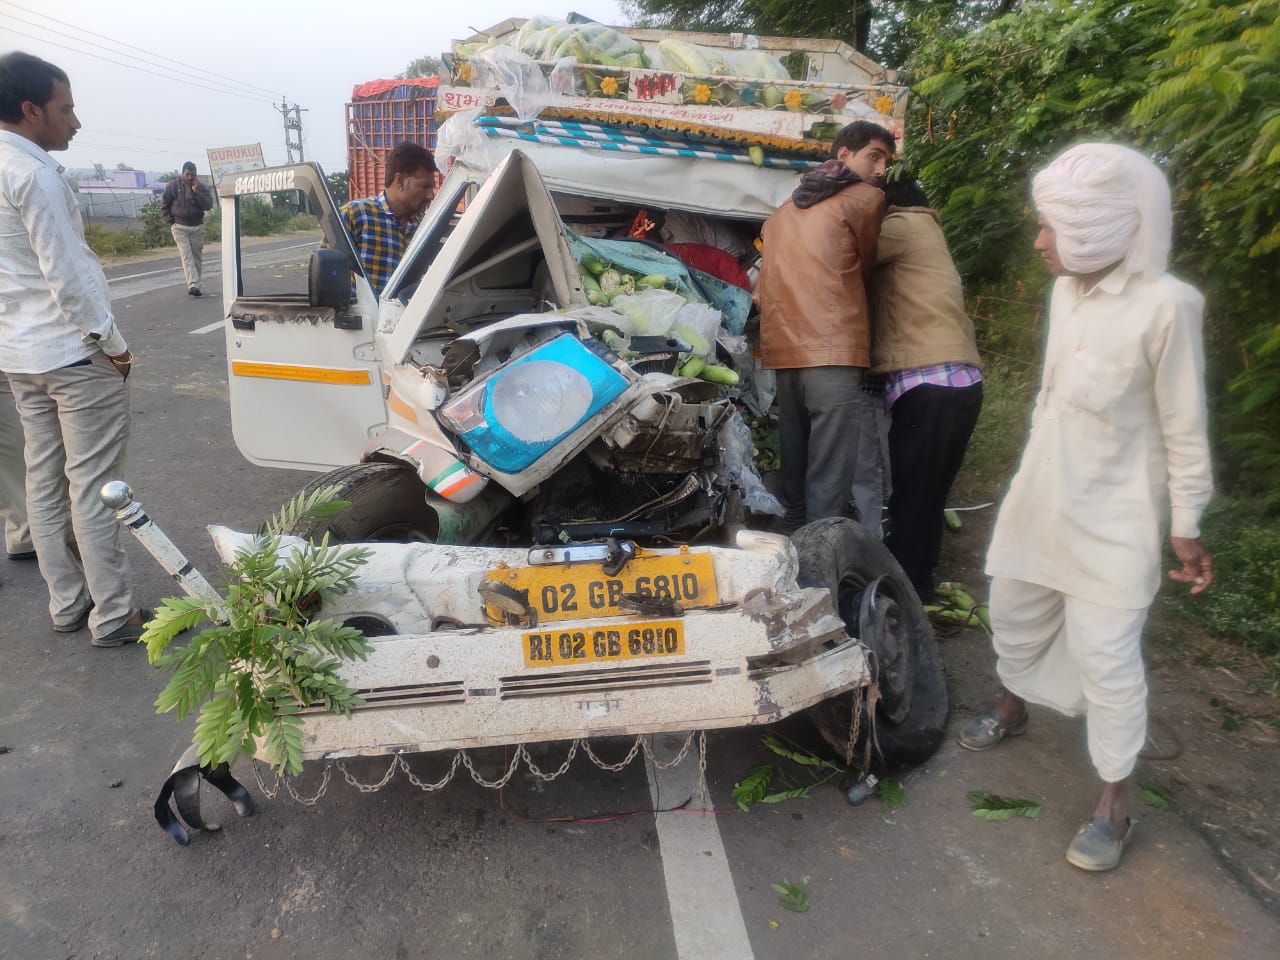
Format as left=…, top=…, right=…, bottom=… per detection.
left=1032, top=143, right=1172, bottom=279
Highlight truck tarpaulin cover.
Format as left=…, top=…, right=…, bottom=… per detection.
left=351, top=76, right=440, bottom=101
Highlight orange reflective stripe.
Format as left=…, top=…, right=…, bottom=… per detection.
left=230, top=361, right=372, bottom=385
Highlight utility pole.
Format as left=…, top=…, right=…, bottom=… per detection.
left=275, top=97, right=308, bottom=163
left=274, top=97, right=310, bottom=212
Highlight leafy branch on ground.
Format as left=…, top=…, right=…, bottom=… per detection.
left=144, top=486, right=373, bottom=776
left=967, top=790, right=1041, bottom=821
left=771, top=876, right=811, bottom=913
left=731, top=734, right=843, bottom=811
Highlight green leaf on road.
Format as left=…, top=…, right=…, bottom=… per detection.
left=732, top=765, right=774, bottom=812
left=967, top=790, right=1040, bottom=820
left=1138, top=783, right=1173, bottom=809
left=762, top=734, right=839, bottom=770
left=771, top=876, right=810, bottom=912
left=879, top=778, right=905, bottom=810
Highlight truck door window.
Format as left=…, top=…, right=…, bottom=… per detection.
left=235, top=192, right=322, bottom=299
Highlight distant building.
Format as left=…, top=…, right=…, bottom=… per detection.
left=76, top=168, right=157, bottom=194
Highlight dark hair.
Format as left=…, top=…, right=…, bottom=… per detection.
left=384, top=142, right=437, bottom=188
left=830, top=120, right=896, bottom=160
left=182, top=160, right=197, bottom=173
left=882, top=177, right=931, bottom=209
left=0, top=51, right=69, bottom=124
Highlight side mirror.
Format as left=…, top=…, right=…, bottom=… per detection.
left=309, top=248, right=351, bottom=310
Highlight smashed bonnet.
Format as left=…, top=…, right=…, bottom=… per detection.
left=1032, top=143, right=1172, bottom=279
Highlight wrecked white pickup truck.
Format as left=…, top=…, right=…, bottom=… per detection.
left=118, top=20, right=946, bottom=841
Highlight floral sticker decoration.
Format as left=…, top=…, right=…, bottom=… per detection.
left=830, top=92, right=848, bottom=112
left=692, top=82, right=712, bottom=104
left=600, top=75, right=619, bottom=96
left=783, top=89, right=803, bottom=109
left=875, top=94, right=896, bottom=115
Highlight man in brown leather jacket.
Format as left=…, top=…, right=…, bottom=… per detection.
left=755, top=120, right=893, bottom=530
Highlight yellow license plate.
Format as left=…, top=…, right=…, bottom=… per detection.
left=488, top=552, right=718, bottom=624
left=523, top=619, right=686, bottom=668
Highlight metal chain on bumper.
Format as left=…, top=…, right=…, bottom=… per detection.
left=249, top=731, right=706, bottom=804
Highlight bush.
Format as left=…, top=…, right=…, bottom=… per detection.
left=239, top=195, right=294, bottom=236
left=202, top=206, right=221, bottom=243
left=139, top=198, right=175, bottom=248
left=289, top=213, right=320, bottom=231
left=84, top=224, right=145, bottom=259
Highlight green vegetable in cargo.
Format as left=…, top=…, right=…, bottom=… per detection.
left=598, top=268, right=623, bottom=293
left=699, top=364, right=739, bottom=386
left=636, top=274, right=669, bottom=290
left=668, top=321, right=710, bottom=356
left=580, top=254, right=608, bottom=276
left=678, top=355, right=706, bottom=378
left=748, top=145, right=765, bottom=166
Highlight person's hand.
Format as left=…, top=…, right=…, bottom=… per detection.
left=1169, top=535, right=1214, bottom=594
left=105, top=350, right=133, bottom=381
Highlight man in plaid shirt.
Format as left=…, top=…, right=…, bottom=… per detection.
left=340, top=142, right=438, bottom=298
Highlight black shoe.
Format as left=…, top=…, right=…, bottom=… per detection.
left=91, top=607, right=153, bottom=648
left=6, top=550, right=36, bottom=562
left=189, top=287, right=202, bottom=297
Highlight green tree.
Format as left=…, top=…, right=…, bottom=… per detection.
left=901, top=0, right=1174, bottom=281
left=325, top=170, right=349, bottom=206
left=618, top=1, right=1021, bottom=64
left=1133, top=0, right=1280, bottom=505
left=399, top=54, right=446, bottom=78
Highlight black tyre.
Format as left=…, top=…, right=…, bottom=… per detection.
left=793, top=517, right=948, bottom=767
left=288, top=462, right=439, bottom=543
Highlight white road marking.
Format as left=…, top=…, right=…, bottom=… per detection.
left=110, top=265, right=180, bottom=282
left=646, top=737, right=755, bottom=960
left=190, top=321, right=223, bottom=336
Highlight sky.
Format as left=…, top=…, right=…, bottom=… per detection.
left=1, top=0, right=629, bottom=176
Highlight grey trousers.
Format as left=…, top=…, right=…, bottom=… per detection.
left=850, top=394, right=888, bottom=540
left=6, top=358, right=136, bottom=637
left=0, top=376, right=32, bottom=555
left=775, top=365, right=870, bottom=530
left=171, top=222, right=205, bottom=289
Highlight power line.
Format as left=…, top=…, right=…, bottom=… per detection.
left=4, top=26, right=281, bottom=106
left=71, top=139, right=214, bottom=159
left=0, top=0, right=282, bottom=100
left=92, top=129, right=225, bottom=146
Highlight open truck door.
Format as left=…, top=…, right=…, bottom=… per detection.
left=218, top=163, right=387, bottom=471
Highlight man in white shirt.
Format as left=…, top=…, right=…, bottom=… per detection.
left=0, top=52, right=146, bottom=646
left=957, top=143, right=1215, bottom=871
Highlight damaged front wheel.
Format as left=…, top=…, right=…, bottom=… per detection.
left=793, top=517, right=949, bottom=768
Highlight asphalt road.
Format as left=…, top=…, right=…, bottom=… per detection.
left=1, top=242, right=1276, bottom=960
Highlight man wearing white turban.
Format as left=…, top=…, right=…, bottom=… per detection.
left=956, top=143, right=1215, bottom=872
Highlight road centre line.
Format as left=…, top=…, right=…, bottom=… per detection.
left=109, top=265, right=180, bottom=282
left=190, top=321, right=223, bottom=336
left=108, top=241, right=317, bottom=284
left=646, top=738, right=755, bottom=960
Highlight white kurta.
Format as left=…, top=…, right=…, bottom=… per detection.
left=986, top=268, right=1213, bottom=610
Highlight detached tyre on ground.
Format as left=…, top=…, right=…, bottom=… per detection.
left=286, top=462, right=439, bottom=543
left=793, top=517, right=948, bottom=768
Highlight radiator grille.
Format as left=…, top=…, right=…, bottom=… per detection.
left=500, top=660, right=714, bottom=699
